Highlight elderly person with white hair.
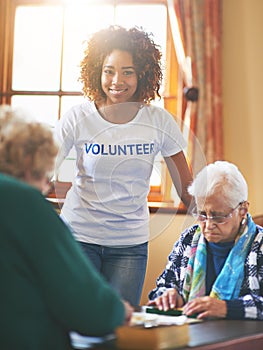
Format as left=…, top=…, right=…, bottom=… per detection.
left=148, top=161, right=263, bottom=320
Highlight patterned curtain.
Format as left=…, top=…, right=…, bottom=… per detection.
left=167, top=0, right=223, bottom=171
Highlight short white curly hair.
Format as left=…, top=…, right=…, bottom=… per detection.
left=188, top=161, right=248, bottom=208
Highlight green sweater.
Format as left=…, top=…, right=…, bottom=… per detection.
left=0, top=174, right=125, bottom=350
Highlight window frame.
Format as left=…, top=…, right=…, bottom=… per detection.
left=0, top=0, right=184, bottom=209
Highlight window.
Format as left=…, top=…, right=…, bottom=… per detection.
left=0, top=0, right=183, bottom=207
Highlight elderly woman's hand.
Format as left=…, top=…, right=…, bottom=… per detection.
left=147, top=288, right=184, bottom=311
left=183, top=296, right=227, bottom=319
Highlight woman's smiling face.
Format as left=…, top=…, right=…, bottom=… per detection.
left=101, top=49, right=138, bottom=105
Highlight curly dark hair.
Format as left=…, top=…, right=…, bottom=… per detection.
left=79, top=25, right=163, bottom=104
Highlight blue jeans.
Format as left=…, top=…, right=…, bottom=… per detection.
left=78, top=241, right=148, bottom=306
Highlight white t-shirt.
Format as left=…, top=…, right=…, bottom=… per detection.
left=55, top=101, right=186, bottom=246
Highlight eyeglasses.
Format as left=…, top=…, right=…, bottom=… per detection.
left=192, top=202, right=244, bottom=225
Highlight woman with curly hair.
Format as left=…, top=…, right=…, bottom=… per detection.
left=55, top=25, right=193, bottom=306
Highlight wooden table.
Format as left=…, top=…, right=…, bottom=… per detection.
left=91, top=319, right=263, bottom=350
left=182, top=319, right=263, bottom=349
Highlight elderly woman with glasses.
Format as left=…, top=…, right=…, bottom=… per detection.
left=148, top=161, right=263, bottom=320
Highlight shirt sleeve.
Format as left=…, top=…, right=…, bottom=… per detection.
left=159, top=109, right=187, bottom=157
left=54, top=108, right=76, bottom=177
left=226, top=292, right=263, bottom=320
left=226, top=231, right=263, bottom=320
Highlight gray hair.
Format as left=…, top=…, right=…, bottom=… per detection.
left=0, top=105, right=58, bottom=181
left=188, top=161, right=248, bottom=208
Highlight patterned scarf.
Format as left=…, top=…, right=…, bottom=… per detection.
left=182, top=214, right=256, bottom=302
